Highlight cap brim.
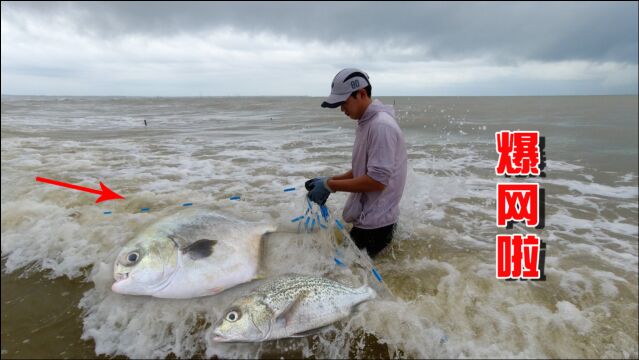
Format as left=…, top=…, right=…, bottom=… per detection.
left=321, top=92, right=350, bottom=108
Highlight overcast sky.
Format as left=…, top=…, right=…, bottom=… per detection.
left=1, top=2, right=637, bottom=96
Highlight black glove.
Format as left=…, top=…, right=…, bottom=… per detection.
left=305, top=178, right=320, bottom=191
left=306, top=177, right=333, bottom=205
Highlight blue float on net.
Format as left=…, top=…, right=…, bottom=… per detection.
left=371, top=268, right=382, bottom=282
left=283, top=187, right=295, bottom=192
left=334, top=257, right=347, bottom=267
left=230, top=196, right=241, bottom=201
left=140, top=208, right=150, bottom=212
left=182, top=202, right=193, bottom=207
left=103, top=211, right=112, bottom=215
left=320, top=205, right=329, bottom=220
left=291, top=215, right=304, bottom=223
left=335, top=219, right=344, bottom=230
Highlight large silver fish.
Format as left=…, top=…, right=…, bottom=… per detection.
left=212, top=274, right=376, bottom=342
left=112, top=210, right=276, bottom=299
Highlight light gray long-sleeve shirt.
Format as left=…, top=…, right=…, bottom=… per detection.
left=342, top=100, right=408, bottom=229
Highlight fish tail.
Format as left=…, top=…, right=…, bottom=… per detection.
left=350, top=285, right=377, bottom=315
left=356, top=284, right=377, bottom=301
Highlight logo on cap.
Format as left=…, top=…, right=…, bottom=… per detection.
left=321, top=68, right=370, bottom=108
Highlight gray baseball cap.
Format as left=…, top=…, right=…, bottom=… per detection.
left=321, top=68, right=370, bottom=108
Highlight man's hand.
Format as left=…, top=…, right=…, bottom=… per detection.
left=305, top=178, right=320, bottom=191
left=306, top=177, right=333, bottom=205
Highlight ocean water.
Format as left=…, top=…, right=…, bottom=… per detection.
left=1, top=95, right=637, bottom=358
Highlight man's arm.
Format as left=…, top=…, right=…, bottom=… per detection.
left=327, top=174, right=385, bottom=193
left=331, top=170, right=353, bottom=181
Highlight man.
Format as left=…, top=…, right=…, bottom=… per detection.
left=306, top=68, right=408, bottom=258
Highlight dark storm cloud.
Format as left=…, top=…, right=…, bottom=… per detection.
left=5, top=1, right=638, bottom=64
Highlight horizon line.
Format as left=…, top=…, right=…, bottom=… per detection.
left=2, top=93, right=637, bottom=98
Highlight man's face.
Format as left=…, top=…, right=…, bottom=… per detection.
left=340, top=90, right=366, bottom=120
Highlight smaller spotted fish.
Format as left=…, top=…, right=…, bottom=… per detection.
left=212, top=274, right=376, bottom=342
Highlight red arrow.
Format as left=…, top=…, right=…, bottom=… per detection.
left=35, top=176, right=125, bottom=203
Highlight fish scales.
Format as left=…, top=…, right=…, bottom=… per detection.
left=111, top=209, right=276, bottom=299
left=212, top=274, right=375, bottom=342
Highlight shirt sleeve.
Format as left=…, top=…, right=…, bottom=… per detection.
left=366, top=122, right=398, bottom=186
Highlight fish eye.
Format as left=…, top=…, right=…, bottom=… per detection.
left=126, top=251, right=140, bottom=264
left=225, top=310, right=240, bottom=322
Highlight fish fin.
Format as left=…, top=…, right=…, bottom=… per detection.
left=254, top=261, right=270, bottom=280
left=182, top=239, right=217, bottom=260
left=274, top=290, right=308, bottom=327
left=290, top=325, right=330, bottom=338
left=256, top=232, right=269, bottom=279
left=168, top=233, right=194, bottom=248
left=357, top=285, right=377, bottom=301
left=208, top=286, right=224, bottom=295
left=254, top=273, right=266, bottom=280
left=349, top=286, right=376, bottom=313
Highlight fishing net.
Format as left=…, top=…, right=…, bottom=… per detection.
left=286, top=195, right=395, bottom=301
